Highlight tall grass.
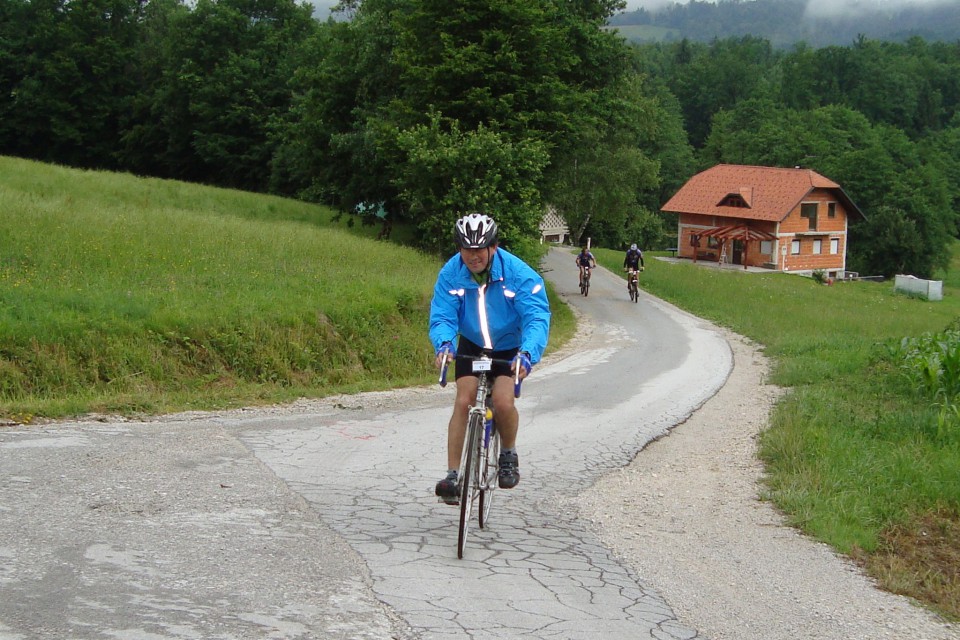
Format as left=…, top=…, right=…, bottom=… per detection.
left=0, top=157, right=441, bottom=416
left=594, top=247, right=960, bottom=619
left=0, top=157, right=573, bottom=419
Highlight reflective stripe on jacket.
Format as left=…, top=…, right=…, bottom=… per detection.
left=429, top=248, right=551, bottom=365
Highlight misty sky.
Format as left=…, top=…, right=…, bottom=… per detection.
left=626, top=0, right=956, bottom=13
left=311, top=0, right=958, bottom=20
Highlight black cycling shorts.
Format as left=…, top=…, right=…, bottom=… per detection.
left=455, top=337, right=518, bottom=380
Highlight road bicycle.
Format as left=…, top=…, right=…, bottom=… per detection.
left=439, top=352, right=521, bottom=558
left=579, top=265, right=591, bottom=297
left=627, top=268, right=640, bottom=303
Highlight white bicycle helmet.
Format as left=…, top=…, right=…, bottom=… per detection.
left=454, top=213, right=499, bottom=249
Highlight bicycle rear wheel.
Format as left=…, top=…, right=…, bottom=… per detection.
left=457, top=414, right=482, bottom=558
left=478, top=431, right=500, bottom=529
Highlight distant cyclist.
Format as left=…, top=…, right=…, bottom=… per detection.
left=575, top=246, right=596, bottom=287
left=430, top=212, right=551, bottom=504
left=623, top=243, right=644, bottom=290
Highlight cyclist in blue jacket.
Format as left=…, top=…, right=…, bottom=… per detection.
left=430, top=212, right=551, bottom=503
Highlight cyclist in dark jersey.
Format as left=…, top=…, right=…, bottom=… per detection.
left=624, top=243, right=644, bottom=271
left=623, top=243, right=644, bottom=292
left=575, top=247, right=596, bottom=287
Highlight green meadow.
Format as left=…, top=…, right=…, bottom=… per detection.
left=593, top=247, right=960, bottom=620
left=2, top=154, right=957, bottom=619
left=0, top=156, right=572, bottom=418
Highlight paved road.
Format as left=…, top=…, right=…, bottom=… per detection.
left=0, top=248, right=732, bottom=639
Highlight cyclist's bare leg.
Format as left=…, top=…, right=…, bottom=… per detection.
left=490, top=375, right=519, bottom=449
left=447, top=375, right=479, bottom=469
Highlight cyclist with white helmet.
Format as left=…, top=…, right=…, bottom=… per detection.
left=623, top=243, right=645, bottom=290
left=429, top=212, right=551, bottom=504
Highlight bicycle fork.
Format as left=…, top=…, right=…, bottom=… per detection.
left=457, top=402, right=488, bottom=493
left=480, top=401, right=496, bottom=490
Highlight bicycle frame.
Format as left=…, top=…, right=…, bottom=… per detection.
left=579, top=265, right=592, bottom=296
left=439, top=352, right=521, bottom=558
left=458, top=360, right=492, bottom=487
left=461, top=368, right=496, bottom=492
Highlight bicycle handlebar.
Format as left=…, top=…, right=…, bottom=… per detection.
left=439, top=353, right=523, bottom=398
left=439, top=351, right=451, bottom=387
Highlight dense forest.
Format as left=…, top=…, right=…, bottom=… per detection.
left=610, top=0, right=960, bottom=48
left=2, top=0, right=959, bottom=278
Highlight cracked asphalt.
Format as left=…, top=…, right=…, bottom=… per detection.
left=1, top=248, right=732, bottom=639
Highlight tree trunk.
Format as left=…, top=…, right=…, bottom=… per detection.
left=573, top=213, right=591, bottom=247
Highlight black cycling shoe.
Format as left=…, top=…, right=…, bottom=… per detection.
left=435, top=470, right=459, bottom=505
left=498, top=451, right=520, bottom=489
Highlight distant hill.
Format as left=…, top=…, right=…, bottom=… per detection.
left=608, top=0, right=960, bottom=48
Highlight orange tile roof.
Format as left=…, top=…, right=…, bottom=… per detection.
left=661, top=164, right=864, bottom=222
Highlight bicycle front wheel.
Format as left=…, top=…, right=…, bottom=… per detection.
left=457, top=414, right=482, bottom=559
left=478, top=431, right=500, bottom=529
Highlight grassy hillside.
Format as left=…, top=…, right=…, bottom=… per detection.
left=0, top=156, right=573, bottom=419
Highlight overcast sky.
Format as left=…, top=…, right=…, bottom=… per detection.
left=625, top=0, right=957, bottom=13
left=312, top=0, right=958, bottom=20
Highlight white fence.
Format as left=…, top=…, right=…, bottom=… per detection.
left=894, top=274, right=943, bottom=301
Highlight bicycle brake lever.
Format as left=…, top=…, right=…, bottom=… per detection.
left=439, top=352, right=449, bottom=387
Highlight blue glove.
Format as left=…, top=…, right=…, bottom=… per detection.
left=436, top=341, right=456, bottom=358
left=514, top=351, right=532, bottom=376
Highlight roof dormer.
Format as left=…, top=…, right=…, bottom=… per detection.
left=717, top=188, right=753, bottom=208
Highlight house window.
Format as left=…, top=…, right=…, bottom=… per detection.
left=791, top=239, right=801, bottom=255
left=800, top=203, right=818, bottom=230
left=813, top=239, right=822, bottom=254
left=760, top=240, right=772, bottom=255
left=828, top=202, right=837, bottom=219
left=707, top=236, right=718, bottom=249
left=830, top=238, right=840, bottom=254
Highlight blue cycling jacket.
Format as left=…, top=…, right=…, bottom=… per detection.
left=429, top=248, right=551, bottom=365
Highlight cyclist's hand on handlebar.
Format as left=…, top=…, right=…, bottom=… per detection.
left=512, top=352, right=532, bottom=381
left=435, top=342, right=455, bottom=370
